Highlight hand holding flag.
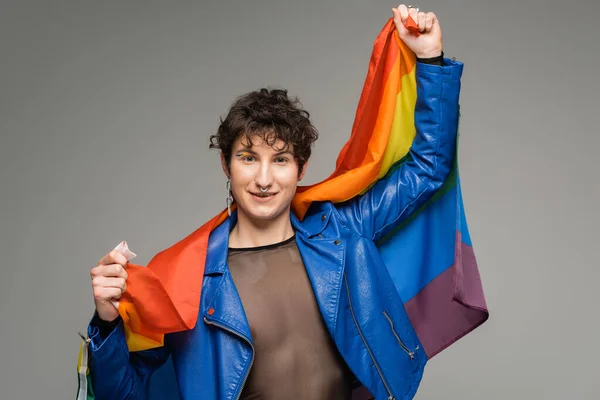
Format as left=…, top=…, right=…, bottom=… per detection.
left=392, top=4, right=443, bottom=59
left=90, top=241, right=136, bottom=322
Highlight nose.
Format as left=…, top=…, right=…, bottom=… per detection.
left=254, top=159, right=273, bottom=190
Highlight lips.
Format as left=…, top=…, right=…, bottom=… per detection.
left=250, top=192, right=276, bottom=198
left=249, top=191, right=277, bottom=204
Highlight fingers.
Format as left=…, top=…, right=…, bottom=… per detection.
left=418, top=12, right=428, bottom=32
left=92, top=275, right=127, bottom=301
left=394, top=5, right=438, bottom=34
left=93, top=286, right=125, bottom=303
left=397, top=4, right=410, bottom=25
left=425, top=13, right=434, bottom=32
left=392, top=4, right=413, bottom=38
left=425, top=12, right=438, bottom=32
left=91, top=263, right=128, bottom=280
left=98, top=250, right=128, bottom=268
left=408, top=6, right=419, bottom=26
left=92, top=276, right=127, bottom=291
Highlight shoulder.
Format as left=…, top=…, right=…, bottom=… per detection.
left=300, top=200, right=338, bottom=221
left=293, top=201, right=336, bottom=234
left=296, top=200, right=355, bottom=235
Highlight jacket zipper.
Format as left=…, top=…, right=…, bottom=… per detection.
left=344, top=275, right=395, bottom=400
left=382, top=311, right=419, bottom=360
left=203, top=317, right=255, bottom=400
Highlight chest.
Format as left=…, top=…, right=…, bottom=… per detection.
left=227, top=242, right=324, bottom=342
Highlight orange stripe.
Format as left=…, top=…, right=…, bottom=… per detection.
left=292, top=56, right=399, bottom=217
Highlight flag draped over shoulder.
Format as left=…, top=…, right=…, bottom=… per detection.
left=77, top=17, right=488, bottom=398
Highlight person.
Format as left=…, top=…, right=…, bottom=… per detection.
left=87, top=5, right=462, bottom=399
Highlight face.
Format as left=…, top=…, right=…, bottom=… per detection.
left=222, top=134, right=307, bottom=224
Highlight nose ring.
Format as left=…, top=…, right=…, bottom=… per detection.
left=259, top=187, right=268, bottom=193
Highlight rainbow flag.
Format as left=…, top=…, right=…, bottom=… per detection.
left=77, top=17, right=488, bottom=399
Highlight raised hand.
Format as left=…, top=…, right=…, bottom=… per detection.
left=392, top=4, right=443, bottom=59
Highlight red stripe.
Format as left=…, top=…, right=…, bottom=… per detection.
left=335, top=19, right=399, bottom=173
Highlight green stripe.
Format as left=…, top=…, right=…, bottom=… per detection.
left=87, top=375, right=95, bottom=399
left=76, top=372, right=95, bottom=400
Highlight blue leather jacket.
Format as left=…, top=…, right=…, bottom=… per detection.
left=87, top=58, right=463, bottom=400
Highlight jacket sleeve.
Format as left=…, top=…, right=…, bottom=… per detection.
left=86, top=315, right=170, bottom=400
left=336, top=58, right=463, bottom=243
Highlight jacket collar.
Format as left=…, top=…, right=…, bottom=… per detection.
left=203, top=203, right=332, bottom=276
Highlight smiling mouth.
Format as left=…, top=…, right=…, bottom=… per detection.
left=250, top=192, right=276, bottom=198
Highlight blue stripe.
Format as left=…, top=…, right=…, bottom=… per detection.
left=378, top=187, right=457, bottom=302
left=456, top=176, right=472, bottom=247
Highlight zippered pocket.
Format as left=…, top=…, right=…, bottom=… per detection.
left=382, top=311, right=419, bottom=360
left=345, top=275, right=395, bottom=399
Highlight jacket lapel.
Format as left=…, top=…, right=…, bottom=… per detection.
left=203, top=275, right=253, bottom=342
left=202, top=210, right=253, bottom=342
left=292, top=210, right=346, bottom=335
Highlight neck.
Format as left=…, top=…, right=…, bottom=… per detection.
left=228, top=209, right=295, bottom=248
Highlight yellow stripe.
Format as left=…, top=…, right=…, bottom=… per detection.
left=120, top=302, right=165, bottom=352
left=77, top=340, right=86, bottom=374
left=358, top=67, right=416, bottom=195
left=379, top=67, right=417, bottom=176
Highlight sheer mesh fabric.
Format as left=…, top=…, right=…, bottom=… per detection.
left=228, top=236, right=353, bottom=400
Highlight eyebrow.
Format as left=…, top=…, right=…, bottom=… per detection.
left=235, top=148, right=294, bottom=156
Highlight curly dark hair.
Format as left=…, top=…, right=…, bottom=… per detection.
left=209, top=88, right=319, bottom=175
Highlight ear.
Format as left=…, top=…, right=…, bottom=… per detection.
left=298, top=161, right=308, bottom=182
left=220, top=153, right=230, bottom=179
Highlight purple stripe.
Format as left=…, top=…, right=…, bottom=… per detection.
left=453, top=231, right=488, bottom=311
left=405, top=231, right=489, bottom=358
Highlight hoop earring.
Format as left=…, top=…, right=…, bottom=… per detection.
left=226, top=179, right=233, bottom=216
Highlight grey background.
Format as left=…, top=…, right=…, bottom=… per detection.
left=1, top=0, right=598, bottom=399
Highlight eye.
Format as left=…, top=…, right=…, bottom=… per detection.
left=274, top=156, right=289, bottom=164
left=236, top=152, right=256, bottom=163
